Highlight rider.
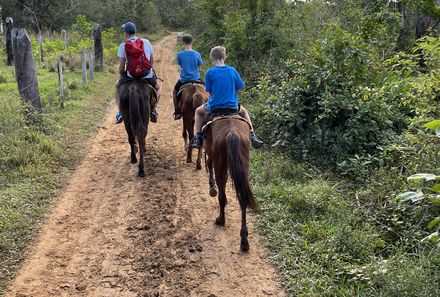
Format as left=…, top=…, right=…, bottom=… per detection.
left=191, top=46, right=264, bottom=149
left=115, top=22, right=160, bottom=124
left=173, top=34, right=203, bottom=120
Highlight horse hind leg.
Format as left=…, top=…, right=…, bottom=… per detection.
left=214, top=164, right=227, bottom=226
left=124, top=120, right=137, bottom=164
left=184, top=118, right=193, bottom=164
left=196, top=147, right=203, bottom=170
left=240, top=208, right=249, bottom=252
left=138, top=131, right=146, bottom=177
left=208, top=157, right=217, bottom=197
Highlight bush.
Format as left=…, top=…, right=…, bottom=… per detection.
left=247, top=28, right=402, bottom=169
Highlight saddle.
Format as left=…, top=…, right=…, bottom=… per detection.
left=201, top=109, right=251, bottom=135
left=119, top=72, right=159, bottom=105
left=177, top=81, right=205, bottom=98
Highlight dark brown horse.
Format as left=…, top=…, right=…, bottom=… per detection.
left=119, top=81, right=154, bottom=177
left=204, top=117, right=257, bottom=251
left=179, top=84, right=208, bottom=170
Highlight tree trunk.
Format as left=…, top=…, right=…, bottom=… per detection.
left=415, top=11, right=432, bottom=39
left=93, top=24, right=103, bottom=71
left=12, top=28, right=41, bottom=111
left=6, top=17, right=13, bottom=65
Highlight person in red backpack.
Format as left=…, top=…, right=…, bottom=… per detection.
left=115, top=22, right=160, bottom=124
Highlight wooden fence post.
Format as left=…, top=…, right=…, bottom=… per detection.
left=62, top=29, right=67, bottom=48
left=6, top=17, right=13, bottom=65
left=93, top=24, right=103, bottom=71
left=81, top=48, right=87, bottom=84
left=57, top=56, right=65, bottom=108
left=37, top=32, right=43, bottom=63
left=88, top=49, right=94, bottom=81
left=11, top=28, right=41, bottom=111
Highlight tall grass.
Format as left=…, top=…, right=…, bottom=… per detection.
left=0, top=60, right=114, bottom=293
left=251, top=151, right=440, bottom=296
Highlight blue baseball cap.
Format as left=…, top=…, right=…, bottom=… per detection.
left=122, top=22, right=136, bottom=34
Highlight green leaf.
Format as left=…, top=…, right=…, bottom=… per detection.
left=397, top=191, right=424, bottom=202
left=426, top=195, right=440, bottom=205
left=423, top=120, right=440, bottom=131
left=408, top=173, right=438, bottom=181
left=432, top=184, right=440, bottom=193
left=421, top=232, right=439, bottom=243
left=428, top=217, right=440, bottom=230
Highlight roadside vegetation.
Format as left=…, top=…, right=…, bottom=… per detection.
left=183, top=0, right=440, bottom=295
left=0, top=14, right=168, bottom=293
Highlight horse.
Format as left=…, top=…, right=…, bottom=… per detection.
left=119, top=80, right=154, bottom=177
left=204, top=115, right=257, bottom=251
left=179, top=83, right=208, bottom=170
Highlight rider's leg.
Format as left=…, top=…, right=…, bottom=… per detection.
left=192, top=104, right=206, bottom=148
left=238, top=106, right=255, bottom=131
left=115, top=78, right=123, bottom=124
left=148, top=76, right=160, bottom=123
left=173, top=80, right=183, bottom=120
left=238, top=106, right=264, bottom=148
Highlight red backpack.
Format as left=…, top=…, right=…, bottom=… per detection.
left=125, top=38, right=152, bottom=77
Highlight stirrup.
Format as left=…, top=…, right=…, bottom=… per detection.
left=250, top=131, right=264, bottom=149
left=191, top=134, right=203, bottom=148
left=150, top=108, right=158, bottom=123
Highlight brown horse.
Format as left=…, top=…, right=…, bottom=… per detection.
left=179, top=84, right=208, bottom=170
left=204, top=117, right=257, bottom=251
left=119, top=81, right=154, bottom=177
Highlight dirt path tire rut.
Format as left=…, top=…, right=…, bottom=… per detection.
left=5, top=35, right=284, bottom=297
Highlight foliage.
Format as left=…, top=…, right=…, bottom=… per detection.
left=0, top=62, right=114, bottom=293
left=246, top=28, right=400, bottom=169
left=396, top=120, right=440, bottom=246
left=251, top=151, right=440, bottom=296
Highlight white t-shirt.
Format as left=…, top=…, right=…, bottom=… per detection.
left=117, top=36, right=154, bottom=78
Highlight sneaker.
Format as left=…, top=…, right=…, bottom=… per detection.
left=150, top=107, right=159, bottom=123
left=250, top=131, right=264, bottom=149
left=173, top=111, right=182, bottom=120
left=191, top=133, right=203, bottom=148
left=115, top=111, right=123, bottom=124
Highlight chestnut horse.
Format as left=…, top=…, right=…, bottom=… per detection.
left=204, top=117, right=257, bottom=251
left=119, top=81, right=154, bottom=177
left=179, top=83, right=208, bottom=169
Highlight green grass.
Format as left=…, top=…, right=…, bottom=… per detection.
left=251, top=151, right=440, bottom=296
left=0, top=62, right=115, bottom=294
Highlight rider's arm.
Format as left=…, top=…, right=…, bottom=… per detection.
left=150, top=53, right=154, bottom=66
left=119, top=58, right=126, bottom=75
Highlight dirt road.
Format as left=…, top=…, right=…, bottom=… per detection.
left=5, top=34, right=284, bottom=297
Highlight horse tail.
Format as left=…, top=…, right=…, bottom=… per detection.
left=193, top=91, right=206, bottom=110
left=128, top=85, right=147, bottom=142
left=226, top=132, right=256, bottom=210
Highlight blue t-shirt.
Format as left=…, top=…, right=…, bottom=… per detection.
left=205, top=66, right=244, bottom=111
left=177, top=50, right=203, bottom=82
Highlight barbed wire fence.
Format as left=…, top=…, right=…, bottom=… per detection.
left=1, top=20, right=103, bottom=113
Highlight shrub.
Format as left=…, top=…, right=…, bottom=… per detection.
left=248, top=28, right=402, bottom=169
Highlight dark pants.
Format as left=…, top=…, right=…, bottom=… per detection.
left=174, top=79, right=205, bottom=93
left=119, top=71, right=158, bottom=89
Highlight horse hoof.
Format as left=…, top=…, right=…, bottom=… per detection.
left=215, top=217, right=225, bottom=226
left=209, top=187, right=217, bottom=197
left=138, top=171, right=145, bottom=177
left=196, top=163, right=202, bottom=170
left=240, top=241, right=250, bottom=252
left=131, top=157, right=138, bottom=164
left=186, top=159, right=192, bottom=163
